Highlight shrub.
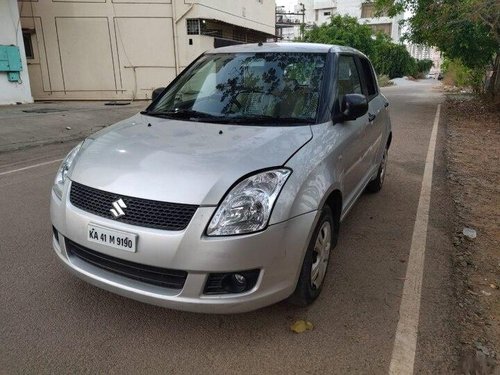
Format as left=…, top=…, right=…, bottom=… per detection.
left=301, top=15, right=420, bottom=79
left=371, top=40, right=417, bottom=79
left=416, top=59, right=433, bottom=74
left=442, top=58, right=485, bottom=92
left=377, top=75, right=393, bottom=87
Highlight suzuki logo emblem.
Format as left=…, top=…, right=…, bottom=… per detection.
left=110, top=198, right=127, bottom=218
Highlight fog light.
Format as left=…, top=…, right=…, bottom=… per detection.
left=233, top=274, right=246, bottom=285
left=232, top=274, right=247, bottom=292
left=204, top=269, right=260, bottom=295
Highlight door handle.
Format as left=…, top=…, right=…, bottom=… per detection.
left=368, top=113, right=376, bottom=122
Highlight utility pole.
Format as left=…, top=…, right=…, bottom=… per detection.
left=299, top=2, right=305, bottom=40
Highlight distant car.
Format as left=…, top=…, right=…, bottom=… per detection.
left=50, top=43, right=392, bottom=313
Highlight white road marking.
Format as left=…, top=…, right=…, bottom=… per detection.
left=0, top=159, right=63, bottom=177
left=389, top=104, right=441, bottom=375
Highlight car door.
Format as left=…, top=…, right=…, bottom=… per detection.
left=335, top=54, right=372, bottom=209
left=356, top=56, right=386, bottom=176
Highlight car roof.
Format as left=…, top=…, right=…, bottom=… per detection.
left=206, top=42, right=365, bottom=56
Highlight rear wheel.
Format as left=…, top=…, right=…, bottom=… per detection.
left=366, top=147, right=388, bottom=193
left=290, top=206, right=337, bottom=307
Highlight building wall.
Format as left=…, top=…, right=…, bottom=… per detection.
left=0, top=0, right=33, bottom=105
left=19, top=0, right=274, bottom=101
left=336, top=0, right=402, bottom=41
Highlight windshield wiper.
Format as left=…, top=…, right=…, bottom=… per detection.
left=140, top=110, right=173, bottom=119
left=141, top=111, right=315, bottom=124
left=226, top=115, right=315, bottom=124
left=141, top=109, right=222, bottom=120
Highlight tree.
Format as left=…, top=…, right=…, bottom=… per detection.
left=301, top=15, right=418, bottom=78
left=373, top=0, right=500, bottom=97
left=371, top=36, right=417, bottom=78
left=301, top=15, right=376, bottom=57
left=416, top=59, right=433, bottom=74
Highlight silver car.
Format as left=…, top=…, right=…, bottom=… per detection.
left=50, top=43, right=391, bottom=313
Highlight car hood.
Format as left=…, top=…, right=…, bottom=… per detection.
left=70, top=114, right=312, bottom=205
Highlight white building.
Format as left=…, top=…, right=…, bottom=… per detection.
left=407, top=44, right=443, bottom=73
left=0, top=0, right=33, bottom=105
left=275, top=5, right=304, bottom=40
left=16, top=0, right=275, bottom=101
left=279, top=0, right=403, bottom=42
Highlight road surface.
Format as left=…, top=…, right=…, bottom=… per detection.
left=0, top=79, right=458, bottom=374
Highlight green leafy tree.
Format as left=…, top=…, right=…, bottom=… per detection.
left=417, top=59, right=433, bottom=73
left=371, top=38, right=417, bottom=78
left=301, top=15, right=376, bottom=57
left=301, top=15, right=417, bottom=78
left=373, top=0, right=500, bottom=96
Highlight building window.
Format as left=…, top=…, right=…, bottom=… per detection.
left=22, top=31, right=34, bottom=59
left=186, top=19, right=200, bottom=35
left=361, top=3, right=388, bottom=18
left=370, top=23, right=392, bottom=36
left=361, top=3, right=375, bottom=18
left=323, top=11, right=331, bottom=16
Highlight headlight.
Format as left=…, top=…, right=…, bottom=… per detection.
left=52, top=142, right=83, bottom=199
left=207, top=168, right=291, bottom=236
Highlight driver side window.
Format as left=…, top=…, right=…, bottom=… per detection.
left=337, top=55, right=362, bottom=105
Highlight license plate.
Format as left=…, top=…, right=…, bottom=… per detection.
left=87, top=223, right=137, bottom=252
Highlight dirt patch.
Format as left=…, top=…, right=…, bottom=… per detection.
left=445, top=95, right=500, bottom=374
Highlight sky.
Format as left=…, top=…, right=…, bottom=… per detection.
left=276, top=0, right=296, bottom=10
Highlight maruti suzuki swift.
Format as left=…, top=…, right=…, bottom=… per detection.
left=50, top=43, right=392, bottom=313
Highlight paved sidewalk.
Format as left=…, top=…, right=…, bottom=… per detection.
left=0, top=101, right=146, bottom=153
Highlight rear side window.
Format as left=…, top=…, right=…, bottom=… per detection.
left=359, top=58, right=378, bottom=98
left=337, top=55, right=362, bottom=105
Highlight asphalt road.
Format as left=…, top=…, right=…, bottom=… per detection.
left=0, top=80, right=458, bottom=374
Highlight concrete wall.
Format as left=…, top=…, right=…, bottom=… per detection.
left=19, top=0, right=274, bottom=101
left=0, top=0, right=33, bottom=105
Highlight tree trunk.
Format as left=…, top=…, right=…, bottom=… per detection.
left=487, top=53, right=500, bottom=103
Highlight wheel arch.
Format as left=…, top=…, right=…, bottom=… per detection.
left=324, top=189, right=342, bottom=229
left=387, top=132, right=392, bottom=149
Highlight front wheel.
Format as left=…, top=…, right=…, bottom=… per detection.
left=290, top=206, right=337, bottom=307
left=366, top=147, right=388, bottom=193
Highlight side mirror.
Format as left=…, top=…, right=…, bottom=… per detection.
left=340, top=93, right=368, bottom=121
left=152, top=87, right=165, bottom=101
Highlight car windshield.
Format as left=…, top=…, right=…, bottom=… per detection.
left=146, top=52, right=327, bottom=124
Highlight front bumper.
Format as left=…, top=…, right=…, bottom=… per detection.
left=50, top=182, right=317, bottom=313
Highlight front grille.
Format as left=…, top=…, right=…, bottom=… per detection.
left=65, top=239, right=188, bottom=289
left=69, top=182, right=198, bottom=231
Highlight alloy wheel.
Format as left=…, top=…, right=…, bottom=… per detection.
left=310, top=221, right=332, bottom=289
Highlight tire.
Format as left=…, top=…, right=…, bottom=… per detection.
left=290, top=206, right=338, bottom=307
left=366, top=147, right=388, bottom=193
